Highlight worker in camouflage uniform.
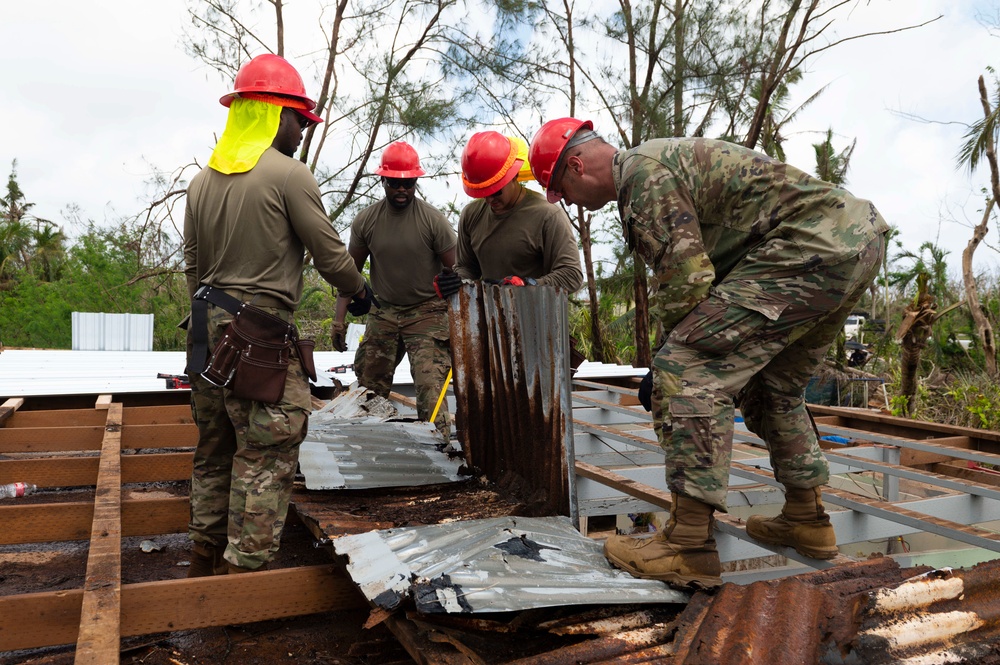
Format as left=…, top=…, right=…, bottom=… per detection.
left=433, top=132, right=583, bottom=295
left=529, top=118, right=889, bottom=590
left=184, top=55, right=372, bottom=575
left=334, top=142, right=457, bottom=436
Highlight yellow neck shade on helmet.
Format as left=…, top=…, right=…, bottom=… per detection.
left=508, top=135, right=534, bottom=183
left=208, top=98, right=283, bottom=175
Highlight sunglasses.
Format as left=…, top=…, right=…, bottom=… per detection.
left=385, top=177, right=418, bottom=189
left=294, top=113, right=311, bottom=130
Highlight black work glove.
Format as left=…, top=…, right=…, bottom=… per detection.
left=347, top=280, right=379, bottom=316
left=638, top=369, right=653, bottom=412
left=330, top=321, right=348, bottom=352
left=433, top=268, right=463, bottom=298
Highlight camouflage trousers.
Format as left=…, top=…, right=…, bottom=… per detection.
left=650, top=232, right=886, bottom=512
left=354, top=297, right=452, bottom=436
left=187, top=303, right=312, bottom=569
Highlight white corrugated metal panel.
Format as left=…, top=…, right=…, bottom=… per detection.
left=334, top=516, right=689, bottom=613
left=71, top=312, right=154, bottom=351
left=0, top=349, right=645, bottom=398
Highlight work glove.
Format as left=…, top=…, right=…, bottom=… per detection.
left=433, top=268, right=463, bottom=298
left=347, top=280, right=380, bottom=316
left=500, top=275, right=537, bottom=286
left=331, top=321, right=348, bottom=352
left=638, top=369, right=653, bottom=412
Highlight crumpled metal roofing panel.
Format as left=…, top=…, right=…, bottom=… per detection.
left=333, top=515, right=689, bottom=614
left=298, top=386, right=465, bottom=489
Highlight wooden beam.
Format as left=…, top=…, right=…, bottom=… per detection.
left=75, top=403, right=123, bottom=664
left=7, top=404, right=192, bottom=429
left=6, top=408, right=106, bottom=428
left=0, top=496, right=189, bottom=545
left=934, top=460, right=1000, bottom=488
left=0, top=426, right=104, bottom=453
left=0, top=453, right=193, bottom=488
left=0, top=565, right=366, bottom=652
left=95, top=395, right=112, bottom=410
left=121, top=404, right=194, bottom=426
left=0, top=397, right=24, bottom=425
left=0, top=424, right=196, bottom=454
left=575, top=460, right=673, bottom=510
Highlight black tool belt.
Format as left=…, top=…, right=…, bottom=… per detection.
left=188, top=284, right=316, bottom=403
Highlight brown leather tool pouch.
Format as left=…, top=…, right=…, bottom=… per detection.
left=295, top=338, right=318, bottom=382
left=202, top=305, right=293, bottom=403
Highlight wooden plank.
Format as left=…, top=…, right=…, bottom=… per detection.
left=0, top=453, right=192, bottom=488
left=385, top=614, right=475, bottom=665
left=0, top=497, right=189, bottom=545
left=0, top=423, right=196, bottom=453
left=934, top=460, right=1000, bottom=487
left=6, top=405, right=192, bottom=428
left=95, top=395, right=112, bottom=410
left=7, top=408, right=106, bottom=428
left=0, top=565, right=366, bottom=652
left=808, top=404, right=1000, bottom=444
left=121, top=423, right=197, bottom=449
left=0, top=426, right=104, bottom=453
left=122, top=404, right=194, bottom=426
left=575, top=460, right=674, bottom=510
left=0, top=397, right=24, bottom=425
left=75, top=403, right=123, bottom=664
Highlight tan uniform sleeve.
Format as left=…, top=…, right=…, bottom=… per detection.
left=455, top=205, right=481, bottom=281
left=183, top=191, right=199, bottom=300
left=536, top=208, right=583, bottom=292
left=284, top=164, right=365, bottom=296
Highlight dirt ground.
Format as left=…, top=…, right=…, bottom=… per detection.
left=0, top=483, right=414, bottom=665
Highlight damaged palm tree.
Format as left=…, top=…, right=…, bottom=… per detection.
left=895, top=273, right=963, bottom=415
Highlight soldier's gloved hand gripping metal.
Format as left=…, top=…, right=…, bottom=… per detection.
left=433, top=267, right=463, bottom=298
left=500, top=275, right=536, bottom=286
left=347, top=280, right=380, bottom=316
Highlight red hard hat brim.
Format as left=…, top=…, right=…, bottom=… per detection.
left=220, top=93, right=324, bottom=125
left=463, top=159, right=521, bottom=198
left=374, top=166, right=426, bottom=178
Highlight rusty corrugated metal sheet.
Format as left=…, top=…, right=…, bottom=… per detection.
left=449, top=283, right=575, bottom=518
left=662, top=556, right=1000, bottom=665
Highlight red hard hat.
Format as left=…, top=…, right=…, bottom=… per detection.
left=529, top=118, right=593, bottom=203
left=374, top=142, right=426, bottom=178
left=220, top=54, right=322, bottom=124
left=461, top=131, right=522, bottom=198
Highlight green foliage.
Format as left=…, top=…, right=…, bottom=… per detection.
left=944, top=378, right=1000, bottom=430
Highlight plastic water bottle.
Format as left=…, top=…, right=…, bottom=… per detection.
left=0, top=482, right=37, bottom=498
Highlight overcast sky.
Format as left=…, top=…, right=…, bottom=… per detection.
left=3, top=0, right=1000, bottom=277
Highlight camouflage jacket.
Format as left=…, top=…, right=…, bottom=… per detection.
left=613, top=138, right=890, bottom=332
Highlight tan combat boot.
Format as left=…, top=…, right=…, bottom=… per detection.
left=604, top=494, right=722, bottom=591
left=187, top=542, right=228, bottom=578
left=746, top=486, right=838, bottom=559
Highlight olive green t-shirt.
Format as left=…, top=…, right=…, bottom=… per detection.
left=349, top=198, right=457, bottom=306
left=456, top=189, right=583, bottom=292
left=184, top=147, right=364, bottom=310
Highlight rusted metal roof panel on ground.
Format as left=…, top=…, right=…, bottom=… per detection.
left=665, top=557, right=1000, bottom=665
left=333, top=516, right=688, bottom=614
